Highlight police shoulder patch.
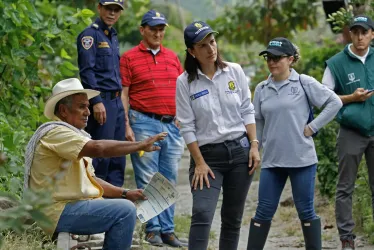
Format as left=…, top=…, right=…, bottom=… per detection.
left=82, top=36, right=94, bottom=50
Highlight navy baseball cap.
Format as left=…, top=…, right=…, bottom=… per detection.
left=259, top=37, right=296, bottom=56
left=99, top=0, right=124, bottom=10
left=141, top=10, right=168, bottom=27
left=184, top=21, right=218, bottom=48
left=350, top=15, right=374, bottom=30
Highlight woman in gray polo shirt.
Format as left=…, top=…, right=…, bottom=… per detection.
left=176, top=21, right=260, bottom=250
left=246, top=37, right=342, bottom=250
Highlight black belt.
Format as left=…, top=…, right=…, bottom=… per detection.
left=134, top=109, right=175, bottom=123
left=200, top=133, right=247, bottom=150
left=100, top=91, right=121, bottom=100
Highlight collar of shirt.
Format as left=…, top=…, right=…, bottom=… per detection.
left=138, top=41, right=164, bottom=54
left=264, top=68, right=299, bottom=89
left=344, top=43, right=373, bottom=60
left=196, top=66, right=229, bottom=80
left=95, top=17, right=117, bottom=36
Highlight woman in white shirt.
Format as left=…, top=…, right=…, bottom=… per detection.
left=176, top=21, right=260, bottom=250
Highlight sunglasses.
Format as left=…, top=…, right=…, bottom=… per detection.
left=263, top=55, right=289, bottom=63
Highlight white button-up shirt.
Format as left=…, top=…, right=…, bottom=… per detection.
left=176, top=62, right=255, bottom=146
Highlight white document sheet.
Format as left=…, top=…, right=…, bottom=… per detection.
left=135, top=172, right=180, bottom=223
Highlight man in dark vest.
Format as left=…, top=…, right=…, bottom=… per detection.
left=322, top=15, right=374, bottom=250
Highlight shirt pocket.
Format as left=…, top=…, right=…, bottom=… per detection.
left=96, top=48, right=113, bottom=72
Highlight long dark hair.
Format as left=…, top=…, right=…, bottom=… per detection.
left=184, top=49, right=227, bottom=83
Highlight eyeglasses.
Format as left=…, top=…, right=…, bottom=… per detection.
left=263, top=55, right=289, bottom=63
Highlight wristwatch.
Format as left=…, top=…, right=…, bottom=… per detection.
left=121, top=189, right=130, bottom=199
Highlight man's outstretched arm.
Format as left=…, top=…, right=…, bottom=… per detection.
left=78, top=132, right=167, bottom=158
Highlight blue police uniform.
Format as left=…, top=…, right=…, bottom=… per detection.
left=77, top=17, right=126, bottom=187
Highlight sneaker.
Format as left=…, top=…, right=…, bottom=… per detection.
left=342, top=239, right=355, bottom=250
left=161, top=232, right=188, bottom=248
left=145, top=231, right=163, bottom=246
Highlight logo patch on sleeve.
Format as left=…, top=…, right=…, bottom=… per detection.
left=190, top=89, right=209, bottom=101
left=81, top=36, right=94, bottom=50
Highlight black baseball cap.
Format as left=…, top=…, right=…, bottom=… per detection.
left=99, top=0, right=124, bottom=10
left=259, top=37, right=296, bottom=56
left=141, top=10, right=168, bottom=27
left=350, top=15, right=374, bottom=30
left=184, top=21, right=218, bottom=48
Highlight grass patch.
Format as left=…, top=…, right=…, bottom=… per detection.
left=174, top=214, right=191, bottom=238
left=1, top=225, right=56, bottom=250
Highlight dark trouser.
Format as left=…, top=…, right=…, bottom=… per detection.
left=188, top=134, right=253, bottom=250
left=335, top=126, right=374, bottom=240
left=86, top=93, right=126, bottom=187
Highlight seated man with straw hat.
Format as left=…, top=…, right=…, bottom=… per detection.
left=24, top=78, right=167, bottom=250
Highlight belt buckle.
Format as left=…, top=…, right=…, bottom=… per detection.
left=160, top=115, right=173, bottom=123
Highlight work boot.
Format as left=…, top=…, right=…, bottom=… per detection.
left=341, top=239, right=355, bottom=250
left=145, top=231, right=163, bottom=246
left=247, top=219, right=271, bottom=250
left=161, top=232, right=188, bottom=248
left=301, top=217, right=322, bottom=250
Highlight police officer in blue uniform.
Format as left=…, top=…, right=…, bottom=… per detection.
left=77, top=0, right=126, bottom=187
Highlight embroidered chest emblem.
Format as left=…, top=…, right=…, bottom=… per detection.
left=346, top=73, right=360, bottom=85
left=81, top=36, right=94, bottom=50
left=228, top=81, right=236, bottom=91
left=348, top=73, right=355, bottom=82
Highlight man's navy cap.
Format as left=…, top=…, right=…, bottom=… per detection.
left=184, top=21, right=218, bottom=48
left=350, top=15, right=374, bottom=30
left=259, top=37, right=296, bottom=56
left=99, top=0, right=124, bottom=10
left=141, top=10, right=168, bottom=27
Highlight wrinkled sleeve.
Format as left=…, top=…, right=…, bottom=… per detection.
left=120, top=52, right=132, bottom=87
left=237, top=64, right=255, bottom=125
left=321, top=66, right=336, bottom=91
left=176, top=74, right=197, bottom=144
left=77, top=29, right=102, bottom=105
left=308, top=94, right=342, bottom=132
left=253, top=84, right=264, bottom=148
left=40, top=126, right=91, bottom=161
left=301, top=74, right=342, bottom=132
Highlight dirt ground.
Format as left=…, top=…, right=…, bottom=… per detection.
left=128, top=149, right=374, bottom=250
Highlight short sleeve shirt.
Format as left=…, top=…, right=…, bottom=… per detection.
left=29, top=126, right=103, bottom=235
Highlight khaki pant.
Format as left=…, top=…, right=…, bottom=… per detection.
left=335, top=126, right=374, bottom=240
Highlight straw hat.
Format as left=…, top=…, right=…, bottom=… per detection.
left=44, top=78, right=99, bottom=119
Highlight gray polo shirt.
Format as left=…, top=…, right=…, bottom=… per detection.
left=176, top=62, right=255, bottom=146
left=254, top=69, right=334, bottom=168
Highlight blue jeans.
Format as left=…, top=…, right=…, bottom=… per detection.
left=129, top=109, right=184, bottom=233
left=55, top=199, right=136, bottom=250
left=254, top=164, right=318, bottom=222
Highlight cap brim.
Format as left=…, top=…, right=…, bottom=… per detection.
left=259, top=48, right=285, bottom=56
left=44, top=89, right=100, bottom=120
left=101, top=2, right=124, bottom=10
left=193, top=30, right=219, bottom=44
left=143, top=20, right=168, bottom=27
left=350, top=23, right=371, bottom=30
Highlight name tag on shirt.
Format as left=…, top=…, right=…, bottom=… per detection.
left=190, top=89, right=209, bottom=101
left=98, top=42, right=110, bottom=48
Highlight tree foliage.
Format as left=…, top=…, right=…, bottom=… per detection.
left=211, top=0, right=319, bottom=45
left=0, top=0, right=95, bottom=245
